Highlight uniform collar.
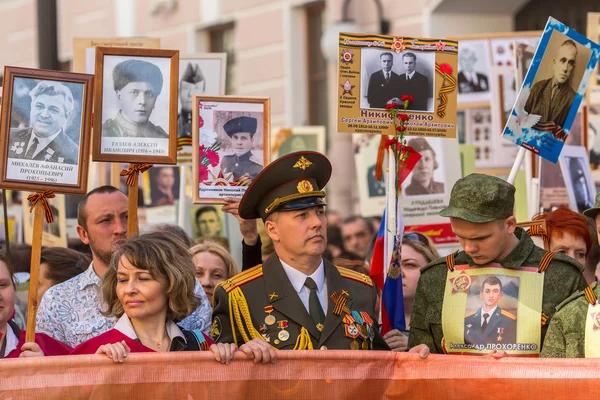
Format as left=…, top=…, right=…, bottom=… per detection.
left=464, top=227, right=533, bottom=269
left=232, top=150, right=252, bottom=161
left=279, top=258, right=325, bottom=294
left=77, top=262, right=101, bottom=290
left=113, top=314, right=185, bottom=342
left=115, top=111, right=151, bottom=137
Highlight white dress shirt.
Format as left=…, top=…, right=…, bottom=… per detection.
left=406, top=71, right=416, bottom=80
left=481, top=306, right=497, bottom=327
left=280, top=259, right=328, bottom=315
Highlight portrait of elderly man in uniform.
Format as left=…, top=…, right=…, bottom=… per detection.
left=458, top=47, right=489, bottom=94
left=8, top=81, right=80, bottom=165
left=178, top=62, right=205, bottom=139
left=102, top=59, right=168, bottom=139
left=405, top=137, right=444, bottom=196
left=220, top=116, right=263, bottom=181
left=464, top=276, right=517, bottom=346
left=524, top=39, right=580, bottom=129
left=367, top=52, right=402, bottom=109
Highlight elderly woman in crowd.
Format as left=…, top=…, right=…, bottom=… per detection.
left=71, top=232, right=274, bottom=364
left=383, top=232, right=440, bottom=352
left=191, top=241, right=239, bottom=304
left=38, top=247, right=90, bottom=302
left=0, top=254, right=72, bottom=358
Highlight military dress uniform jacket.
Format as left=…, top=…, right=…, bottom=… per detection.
left=540, top=283, right=600, bottom=358
left=220, top=151, right=263, bottom=181
left=102, top=112, right=168, bottom=139
left=524, top=78, right=575, bottom=129
left=211, top=254, right=390, bottom=351
left=8, top=128, right=79, bottom=164
left=464, top=306, right=517, bottom=346
left=407, top=228, right=586, bottom=353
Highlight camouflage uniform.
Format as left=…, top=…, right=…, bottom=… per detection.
left=407, top=174, right=587, bottom=353
left=540, top=283, right=600, bottom=358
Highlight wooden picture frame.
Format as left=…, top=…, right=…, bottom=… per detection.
left=92, top=47, right=179, bottom=164
left=270, top=126, right=326, bottom=160
left=0, top=67, right=93, bottom=194
left=192, top=95, right=270, bottom=204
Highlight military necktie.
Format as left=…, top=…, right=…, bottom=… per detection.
left=481, top=313, right=489, bottom=332
left=25, top=137, right=39, bottom=159
left=304, top=277, right=325, bottom=329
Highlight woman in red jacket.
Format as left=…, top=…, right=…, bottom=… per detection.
left=0, top=254, right=71, bottom=358
left=71, top=231, right=274, bottom=364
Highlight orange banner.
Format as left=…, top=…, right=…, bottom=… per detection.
left=2, top=352, right=600, bottom=399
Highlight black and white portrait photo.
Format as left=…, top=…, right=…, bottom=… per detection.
left=216, top=113, right=264, bottom=181
left=522, top=31, right=592, bottom=131
left=178, top=55, right=226, bottom=140
left=360, top=48, right=435, bottom=112
left=1, top=67, right=93, bottom=194
left=148, top=166, right=180, bottom=207
left=559, top=145, right=595, bottom=213
left=458, top=39, right=491, bottom=103
left=93, top=47, right=179, bottom=164
left=515, top=41, right=538, bottom=88
left=402, top=137, right=446, bottom=196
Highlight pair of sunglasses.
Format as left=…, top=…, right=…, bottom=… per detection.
left=403, top=232, right=430, bottom=246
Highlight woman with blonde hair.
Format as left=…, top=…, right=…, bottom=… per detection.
left=191, top=240, right=239, bottom=303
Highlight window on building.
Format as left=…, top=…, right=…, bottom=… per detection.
left=209, top=22, right=236, bottom=95
left=306, top=1, right=328, bottom=131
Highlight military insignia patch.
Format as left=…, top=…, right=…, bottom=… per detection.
left=340, top=79, right=355, bottom=96
left=297, top=180, right=313, bottom=193
left=449, top=270, right=472, bottom=294
left=391, top=37, right=405, bottom=53
left=340, top=49, right=353, bottom=64
left=293, top=156, right=313, bottom=170
left=210, top=317, right=222, bottom=341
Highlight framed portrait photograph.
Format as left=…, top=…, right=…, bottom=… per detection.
left=457, top=39, right=492, bottom=104
left=177, top=53, right=227, bottom=164
left=271, top=126, right=326, bottom=160
left=192, top=96, right=270, bottom=203
left=589, top=105, right=600, bottom=182
left=503, top=17, right=600, bottom=163
left=587, top=13, right=600, bottom=104
left=92, top=47, right=179, bottom=164
left=559, top=145, right=595, bottom=213
left=515, top=40, right=539, bottom=89
left=0, top=67, right=93, bottom=194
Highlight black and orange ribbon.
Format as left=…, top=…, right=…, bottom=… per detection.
left=538, top=251, right=555, bottom=273
left=532, top=122, right=566, bottom=141
left=527, top=225, right=550, bottom=249
left=435, top=63, right=457, bottom=118
left=374, top=135, right=388, bottom=181
left=584, top=285, right=598, bottom=305
left=27, top=190, right=56, bottom=224
left=177, top=137, right=193, bottom=151
left=120, top=163, right=152, bottom=186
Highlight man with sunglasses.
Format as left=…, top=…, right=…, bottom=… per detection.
left=407, top=174, right=586, bottom=356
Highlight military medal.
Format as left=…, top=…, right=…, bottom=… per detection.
left=497, top=327, right=504, bottom=342
left=343, top=315, right=360, bottom=350
left=277, top=320, right=290, bottom=342
left=264, top=306, right=276, bottom=325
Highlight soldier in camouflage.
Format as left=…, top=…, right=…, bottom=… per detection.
left=407, top=174, right=587, bottom=355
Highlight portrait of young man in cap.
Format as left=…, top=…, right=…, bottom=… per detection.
left=102, top=59, right=168, bottom=139
left=220, top=116, right=263, bottom=181
left=177, top=62, right=205, bottom=139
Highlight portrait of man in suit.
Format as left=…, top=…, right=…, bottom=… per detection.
left=366, top=52, right=402, bottom=109
left=8, top=81, right=80, bottom=165
left=464, top=276, right=517, bottom=346
left=397, top=52, right=429, bottom=111
left=458, top=47, right=490, bottom=94
left=524, top=39, right=578, bottom=129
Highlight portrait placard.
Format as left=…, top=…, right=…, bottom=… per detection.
left=514, top=39, right=540, bottom=89
left=177, top=53, right=227, bottom=164
left=92, top=47, right=179, bottom=164
left=0, top=67, right=93, bottom=194
left=559, top=145, right=595, bottom=213
left=502, top=17, right=600, bottom=163
left=143, top=165, right=180, bottom=207
left=401, top=137, right=461, bottom=245
left=192, top=96, right=270, bottom=203
left=442, top=265, right=544, bottom=356
left=337, top=33, right=458, bottom=138
left=73, top=38, right=161, bottom=73
left=271, top=126, right=326, bottom=160
left=353, top=134, right=386, bottom=217
left=587, top=13, right=600, bottom=104
left=22, top=193, right=67, bottom=247
left=190, top=204, right=229, bottom=243
left=589, top=105, right=600, bottom=181
left=457, top=39, right=492, bottom=104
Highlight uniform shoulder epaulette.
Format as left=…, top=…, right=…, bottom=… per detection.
left=501, top=309, right=516, bottom=320
left=465, top=310, right=477, bottom=318
left=217, top=264, right=263, bottom=293
left=336, top=266, right=373, bottom=287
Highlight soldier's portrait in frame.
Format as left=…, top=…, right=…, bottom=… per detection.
left=92, top=47, right=179, bottom=164
left=0, top=67, right=93, bottom=194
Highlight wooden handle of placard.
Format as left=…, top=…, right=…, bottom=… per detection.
left=127, top=172, right=139, bottom=238
left=25, top=203, right=44, bottom=343
left=111, top=163, right=121, bottom=188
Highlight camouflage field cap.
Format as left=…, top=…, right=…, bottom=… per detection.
left=239, top=151, right=331, bottom=221
left=439, top=173, right=515, bottom=223
left=583, top=193, right=600, bottom=220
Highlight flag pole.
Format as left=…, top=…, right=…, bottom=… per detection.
left=507, top=147, right=527, bottom=185
left=385, top=148, right=396, bottom=278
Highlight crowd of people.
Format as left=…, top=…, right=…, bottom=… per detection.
left=2, top=150, right=600, bottom=362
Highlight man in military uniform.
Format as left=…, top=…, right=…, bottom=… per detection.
left=405, top=137, right=444, bottom=196
left=220, top=116, right=263, bottom=181
left=407, top=174, right=586, bottom=355
left=102, top=59, right=168, bottom=139
left=541, top=194, right=600, bottom=358
left=177, top=62, right=205, bottom=139
left=211, top=151, right=429, bottom=355
left=8, top=81, right=79, bottom=164
left=464, top=276, right=517, bottom=346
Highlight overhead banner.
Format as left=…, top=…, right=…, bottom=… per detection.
left=337, top=33, right=459, bottom=138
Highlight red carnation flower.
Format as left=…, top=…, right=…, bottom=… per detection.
left=198, top=116, right=205, bottom=128
left=398, top=113, right=409, bottom=122
left=206, top=149, right=219, bottom=167
left=439, top=63, right=453, bottom=75
left=385, top=102, right=400, bottom=110
left=396, top=126, right=407, bottom=132
left=400, top=95, right=414, bottom=103
left=199, top=164, right=209, bottom=181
